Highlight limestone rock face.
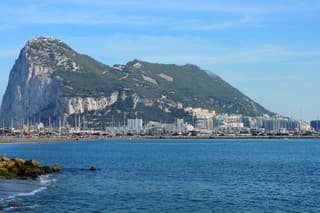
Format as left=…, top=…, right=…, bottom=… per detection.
left=0, top=38, right=66, bottom=126
left=0, top=37, right=123, bottom=127
left=66, top=92, right=118, bottom=114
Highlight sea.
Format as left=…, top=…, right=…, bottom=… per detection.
left=1, top=139, right=320, bottom=212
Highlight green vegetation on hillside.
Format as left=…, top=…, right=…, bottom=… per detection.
left=25, top=38, right=272, bottom=123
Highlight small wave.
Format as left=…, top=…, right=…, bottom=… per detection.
left=12, top=186, right=47, bottom=197
left=39, top=174, right=56, bottom=185
left=1, top=175, right=56, bottom=200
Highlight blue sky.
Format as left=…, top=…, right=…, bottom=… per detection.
left=0, top=0, right=320, bottom=120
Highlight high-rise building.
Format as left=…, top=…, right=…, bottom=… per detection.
left=243, top=116, right=257, bottom=128
left=255, top=116, right=265, bottom=129
left=127, top=118, right=143, bottom=134
left=195, top=118, right=214, bottom=130
left=176, top=119, right=185, bottom=133
left=311, top=120, right=320, bottom=131
left=263, top=117, right=300, bottom=133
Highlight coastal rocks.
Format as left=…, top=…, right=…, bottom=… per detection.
left=23, top=167, right=44, bottom=178
left=12, top=158, right=25, bottom=167
left=0, top=168, right=16, bottom=179
left=6, top=160, right=16, bottom=169
left=43, top=166, right=52, bottom=174
left=52, top=165, right=62, bottom=172
left=0, top=162, right=6, bottom=168
left=9, top=202, right=22, bottom=208
left=0, top=155, right=61, bottom=179
left=80, top=166, right=98, bottom=171
left=0, top=203, right=22, bottom=210
left=89, top=166, right=97, bottom=171
left=25, top=159, right=40, bottom=167
left=1, top=156, right=9, bottom=161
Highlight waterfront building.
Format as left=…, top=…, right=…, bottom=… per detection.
left=184, top=107, right=216, bottom=118
left=242, top=116, right=250, bottom=128
left=127, top=118, right=143, bottom=134
left=215, top=114, right=243, bottom=128
left=299, top=121, right=311, bottom=132
left=145, top=121, right=164, bottom=135
left=215, top=126, right=250, bottom=135
left=214, top=117, right=225, bottom=127
left=162, top=123, right=176, bottom=134
left=263, top=117, right=300, bottom=133
left=255, top=116, right=265, bottom=129
left=311, top=120, right=320, bottom=131
left=243, top=116, right=257, bottom=128
left=176, top=119, right=185, bottom=133
left=105, top=126, right=124, bottom=135
left=195, top=118, right=214, bottom=130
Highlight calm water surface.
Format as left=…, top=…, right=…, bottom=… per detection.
left=1, top=139, right=320, bottom=212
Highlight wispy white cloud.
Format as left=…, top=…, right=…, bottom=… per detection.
left=13, top=9, right=256, bottom=32
left=199, top=47, right=320, bottom=65
left=25, top=0, right=320, bottom=14
left=216, top=71, right=299, bottom=83
left=64, top=35, right=320, bottom=67
left=166, top=1, right=320, bottom=14
left=22, top=32, right=314, bottom=72
left=174, top=15, right=261, bottom=31
left=136, top=45, right=320, bottom=66
left=4, top=0, right=318, bottom=31
left=20, top=14, right=158, bottom=26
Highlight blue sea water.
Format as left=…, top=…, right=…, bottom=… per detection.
left=1, top=139, right=320, bottom=212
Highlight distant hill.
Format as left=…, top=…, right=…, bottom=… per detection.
left=0, top=37, right=272, bottom=127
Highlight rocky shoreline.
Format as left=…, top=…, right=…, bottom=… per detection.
left=0, top=156, right=61, bottom=179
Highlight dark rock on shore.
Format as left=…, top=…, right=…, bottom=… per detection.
left=80, top=166, right=98, bottom=171
left=52, top=165, right=61, bottom=172
left=25, top=160, right=40, bottom=167
left=1, top=156, right=9, bottom=161
left=23, top=166, right=43, bottom=179
left=89, top=166, right=97, bottom=171
left=0, top=203, right=22, bottom=210
left=9, top=202, right=21, bottom=208
left=0, top=168, right=16, bottom=179
left=0, top=155, right=61, bottom=179
left=12, top=158, right=25, bottom=167
left=43, top=166, right=52, bottom=174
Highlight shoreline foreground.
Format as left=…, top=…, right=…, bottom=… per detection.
left=1, top=135, right=320, bottom=143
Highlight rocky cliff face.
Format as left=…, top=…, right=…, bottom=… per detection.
left=0, top=38, right=122, bottom=126
left=0, top=38, right=64, bottom=126
left=0, top=37, right=272, bottom=127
